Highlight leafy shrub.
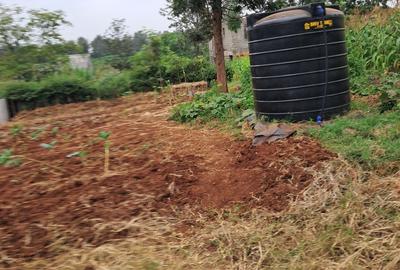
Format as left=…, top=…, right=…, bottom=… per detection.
left=95, top=72, right=132, bottom=99
left=171, top=56, right=254, bottom=123
left=0, top=74, right=95, bottom=111
left=184, top=56, right=216, bottom=83
left=40, top=74, right=95, bottom=104
left=129, top=47, right=161, bottom=91
left=171, top=85, right=253, bottom=123
left=0, top=81, right=41, bottom=102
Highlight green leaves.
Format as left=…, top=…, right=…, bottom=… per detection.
left=0, top=3, right=70, bottom=49
left=0, top=149, right=21, bottom=167
left=171, top=57, right=253, bottom=123
left=98, top=131, right=111, bottom=141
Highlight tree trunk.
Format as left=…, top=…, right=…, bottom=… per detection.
left=211, top=5, right=228, bottom=93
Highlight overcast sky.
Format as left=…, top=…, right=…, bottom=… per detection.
left=1, top=0, right=172, bottom=41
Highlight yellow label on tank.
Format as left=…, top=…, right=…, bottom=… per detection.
left=304, top=19, right=333, bottom=30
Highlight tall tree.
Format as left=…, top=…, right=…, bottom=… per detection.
left=27, top=9, right=70, bottom=45
left=0, top=4, right=29, bottom=50
left=0, top=3, right=72, bottom=80
left=0, top=3, right=70, bottom=50
left=104, top=19, right=135, bottom=56
left=163, top=0, right=278, bottom=92
left=90, top=35, right=108, bottom=58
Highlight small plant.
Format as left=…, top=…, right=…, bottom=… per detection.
left=30, top=127, right=45, bottom=140
left=98, top=131, right=111, bottom=174
left=171, top=85, right=253, bottom=123
left=9, top=124, right=23, bottom=137
left=51, top=127, right=59, bottom=136
left=0, top=149, right=21, bottom=167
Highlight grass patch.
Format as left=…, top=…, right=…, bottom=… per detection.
left=309, top=110, right=400, bottom=173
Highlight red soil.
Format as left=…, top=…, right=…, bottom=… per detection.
left=0, top=93, right=334, bottom=263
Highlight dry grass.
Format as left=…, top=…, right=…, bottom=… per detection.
left=346, top=7, right=400, bottom=29
left=17, top=157, right=400, bottom=270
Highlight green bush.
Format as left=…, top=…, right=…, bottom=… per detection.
left=184, top=56, right=216, bottom=83
left=0, top=81, right=41, bottom=102
left=171, top=56, right=253, bottom=123
left=0, top=73, right=95, bottom=111
left=171, top=84, right=253, bottom=123
left=95, top=72, right=132, bottom=99
left=40, top=74, right=95, bottom=104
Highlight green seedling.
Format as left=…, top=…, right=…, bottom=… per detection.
left=31, top=128, right=44, bottom=140
left=10, top=124, right=23, bottom=137
left=51, top=127, right=59, bottom=136
left=0, top=149, right=21, bottom=167
left=98, top=131, right=111, bottom=140
left=98, top=131, right=111, bottom=174
left=61, top=133, right=72, bottom=142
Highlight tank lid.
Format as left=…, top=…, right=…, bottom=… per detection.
left=255, top=10, right=311, bottom=26
left=247, top=3, right=343, bottom=28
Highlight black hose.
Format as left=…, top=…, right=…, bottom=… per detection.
left=320, top=16, right=329, bottom=120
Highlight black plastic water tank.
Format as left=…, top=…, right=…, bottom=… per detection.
left=247, top=3, right=350, bottom=121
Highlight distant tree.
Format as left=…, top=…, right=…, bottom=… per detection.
left=90, top=35, right=108, bottom=58
left=132, top=30, right=148, bottom=53
left=0, top=3, right=72, bottom=80
left=61, top=40, right=84, bottom=54
left=164, top=0, right=392, bottom=92
left=104, top=19, right=135, bottom=56
left=0, top=3, right=70, bottom=50
left=162, top=0, right=287, bottom=92
left=27, top=9, right=71, bottom=45
left=77, top=37, right=89, bottom=53
left=0, top=4, right=30, bottom=50
left=101, top=19, right=135, bottom=70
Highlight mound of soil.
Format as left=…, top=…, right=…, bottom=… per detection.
left=0, top=93, right=334, bottom=263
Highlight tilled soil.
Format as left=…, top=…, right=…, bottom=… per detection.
left=0, top=93, right=333, bottom=263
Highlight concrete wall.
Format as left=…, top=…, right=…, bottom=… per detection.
left=0, top=99, right=9, bottom=124
left=69, top=54, right=93, bottom=71
left=209, top=18, right=249, bottom=61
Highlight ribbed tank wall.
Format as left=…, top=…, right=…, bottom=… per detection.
left=247, top=5, right=350, bottom=121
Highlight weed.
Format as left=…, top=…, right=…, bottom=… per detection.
left=98, top=131, right=111, bottom=141
left=0, top=149, right=21, bottom=167
left=30, top=127, right=44, bottom=140
left=51, top=127, right=59, bottom=136
left=99, top=130, right=111, bottom=174
left=9, top=124, right=23, bottom=137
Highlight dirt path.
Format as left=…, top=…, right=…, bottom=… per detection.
left=0, top=93, right=333, bottom=264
